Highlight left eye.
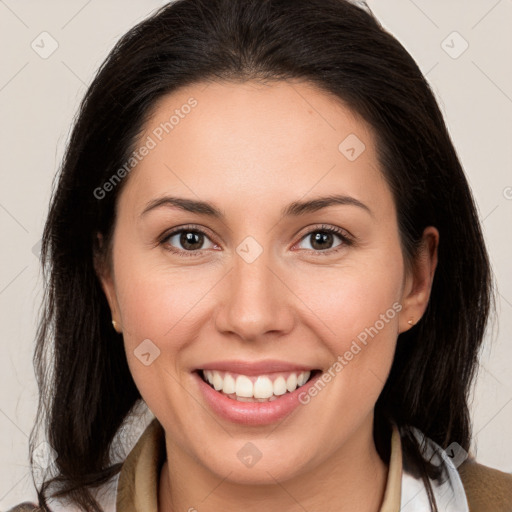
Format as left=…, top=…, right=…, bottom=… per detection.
left=163, top=228, right=216, bottom=253
left=295, top=228, right=348, bottom=252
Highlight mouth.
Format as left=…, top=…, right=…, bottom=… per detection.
left=194, top=368, right=322, bottom=403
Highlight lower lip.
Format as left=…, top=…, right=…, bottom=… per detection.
left=193, top=371, right=323, bottom=426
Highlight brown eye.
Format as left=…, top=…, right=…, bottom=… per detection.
left=309, top=231, right=338, bottom=250
left=161, top=226, right=216, bottom=256
left=295, top=225, right=353, bottom=255
left=177, top=231, right=205, bottom=251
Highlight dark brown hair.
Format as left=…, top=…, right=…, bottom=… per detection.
left=31, top=0, right=494, bottom=510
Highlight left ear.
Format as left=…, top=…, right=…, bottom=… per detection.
left=94, top=232, right=122, bottom=333
left=398, top=226, right=439, bottom=333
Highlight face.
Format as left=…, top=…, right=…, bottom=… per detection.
left=98, top=79, right=437, bottom=484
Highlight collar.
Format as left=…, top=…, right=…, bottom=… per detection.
left=115, top=418, right=403, bottom=512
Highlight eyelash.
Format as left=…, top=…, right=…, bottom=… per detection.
left=159, top=224, right=354, bottom=258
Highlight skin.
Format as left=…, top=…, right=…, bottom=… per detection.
left=97, top=79, right=438, bottom=512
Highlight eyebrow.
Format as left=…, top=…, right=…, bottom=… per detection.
left=140, top=194, right=373, bottom=219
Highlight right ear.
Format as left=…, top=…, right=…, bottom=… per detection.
left=94, top=232, right=122, bottom=332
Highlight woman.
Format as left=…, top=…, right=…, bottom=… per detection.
left=10, top=0, right=512, bottom=511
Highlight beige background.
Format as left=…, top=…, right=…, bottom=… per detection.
left=1, top=0, right=511, bottom=508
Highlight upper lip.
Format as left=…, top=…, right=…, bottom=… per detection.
left=195, top=360, right=319, bottom=376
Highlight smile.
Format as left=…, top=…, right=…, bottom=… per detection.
left=199, top=369, right=317, bottom=402
left=193, top=367, right=323, bottom=425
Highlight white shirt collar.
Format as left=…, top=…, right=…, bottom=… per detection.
left=400, top=426, right=470, bottom=511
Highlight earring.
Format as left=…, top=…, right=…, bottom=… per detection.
left=407, top=318, right=414, bottom=326
left=112, top=320, right=120, bottom=332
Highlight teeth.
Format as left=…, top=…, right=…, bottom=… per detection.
left=286, top=373, right=297, bottom=392
left=222, top=374, right=236, bottom=395
left=253, top=376, right=274, bottom=398
left=236, top=375, right=254, bottom=397
left=201, top=370, right=312, bottom=400
left=212, top=372, right=223, bottom=391
left=273, top=376, right=287, bottom=396
left=298, top=372, right=309, bottom=386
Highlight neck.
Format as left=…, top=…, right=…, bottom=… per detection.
left=158, top=418, right=389, bottom=512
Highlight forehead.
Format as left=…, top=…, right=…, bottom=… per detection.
left=119, top=79, right=394, bottom=222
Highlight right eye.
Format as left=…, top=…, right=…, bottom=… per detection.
left=160, top=225, right=218, bottom=257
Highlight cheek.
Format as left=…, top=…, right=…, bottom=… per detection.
left=112, top=255, right=214, bottom=418
left=116, top=272, right=188, bottom=343
left=298, top=252, right=404, bottom=344
left=113, top=242, right=215, bottom=344
left=292, top=250, right=404, bottom=395
left=290, top=274, right=402, bottom=434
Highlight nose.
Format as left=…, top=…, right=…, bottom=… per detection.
left=214, top=245, right=295, bottom=342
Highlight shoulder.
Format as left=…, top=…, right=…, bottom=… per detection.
left=457, top=458, right=512, bottom=512
left=403, top=426, right=512, bottom=512
left=4, top=504, right=39, bottom=512
left=5, top=473, right=119, bottom=512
